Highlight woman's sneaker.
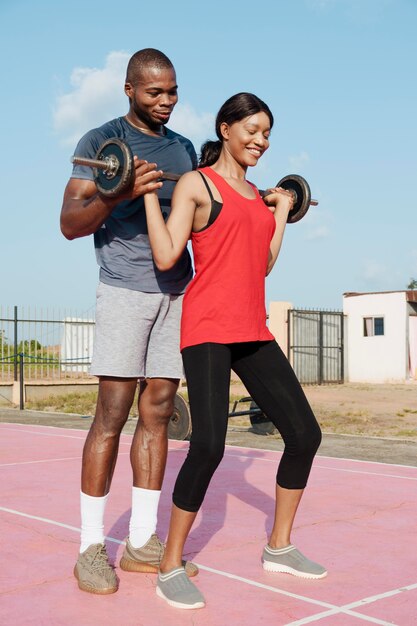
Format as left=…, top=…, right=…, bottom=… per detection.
left=262, top=544, right=327, bottom=579
left=156, top=567, right=205, bottom=609
left=74, top=543, right=118, bottom=594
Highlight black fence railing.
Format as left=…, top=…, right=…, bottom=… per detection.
left=0, top=305, right=95, bottom=383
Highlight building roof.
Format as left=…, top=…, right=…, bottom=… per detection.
left=343, top=290, right=417, bottom=302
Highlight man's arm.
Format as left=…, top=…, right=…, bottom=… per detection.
left=60, top=158, right=163, bottom=240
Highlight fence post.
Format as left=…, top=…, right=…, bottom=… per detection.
left=19, top=352, right=24, bottom=410
left=340, top=312, right=345, bottom=383
left=318, top=312, right=324, bottom=385
left=14, top=305, right=18, bottom=382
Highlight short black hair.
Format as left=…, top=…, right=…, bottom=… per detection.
left=126, top=48, right=174, bottom=83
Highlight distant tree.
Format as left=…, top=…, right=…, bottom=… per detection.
left=407, top=278, right=417, bottom=289
left=18, top=339, right=42, bottom=354
left=0, top=329, right=8, bottom=347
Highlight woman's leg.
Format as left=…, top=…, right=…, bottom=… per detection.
left=160, top=343, right=232, bottom=573
left=232, top=341, right=326, bottom=578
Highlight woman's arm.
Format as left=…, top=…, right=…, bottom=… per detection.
left=263, top=188, right=294, bottom=275
left=144, top=171, right=199, bottom=271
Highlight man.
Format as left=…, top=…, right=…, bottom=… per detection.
left=60, top=48, right=197, bottom=594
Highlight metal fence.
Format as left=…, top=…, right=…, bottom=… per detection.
left=1, top=304, right=345, bottom=388
left=288, top=308, right=345, bottom=384
left=0, top=305, right=95, bottom=382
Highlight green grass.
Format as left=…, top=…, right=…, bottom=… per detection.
left=25, top=390, right=251, bottom=417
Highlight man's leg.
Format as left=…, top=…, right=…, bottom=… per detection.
left=74, top=376, right=137, bottom=594
left=81, top=376, right=138, bottom=497
left=120, top=293, right=198, bottom=577
left=128, top=377, right=178, bottom=547
left=120, top=376, right=201, bottom=576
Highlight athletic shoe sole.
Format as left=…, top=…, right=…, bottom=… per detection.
left=262, top=559, right=328, bottom=579
left=156, top=584, right=205, bottom=609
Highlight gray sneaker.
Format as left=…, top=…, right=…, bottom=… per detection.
left=74, top=543, right=118, bottom=594
left=262, top=544, right=327, bottom=579
left=120, top=534, right=198, bottom=577
left=156, top=567, right=205, bottom=609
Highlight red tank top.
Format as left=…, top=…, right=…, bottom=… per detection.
left=180, top=167, right=276, bottom=350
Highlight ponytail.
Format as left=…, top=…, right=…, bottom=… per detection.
left=198, top=140, right=222, bottom=168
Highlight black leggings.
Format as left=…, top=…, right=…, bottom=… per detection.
left=173, top=341, right=322, bottom=513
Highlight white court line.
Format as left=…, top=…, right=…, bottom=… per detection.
left=2, top=422, right=416, bottom=469
left=1, top=424, right=416, bottom=481
left=286, top=582, right=417, bottom=625
left=223, top=440, right=417, bottom=470
left=0, top=456, right=83, bottom=467
left=0, top=505, right=412, bottom=625
left=223, top=451, right=417, bottom=481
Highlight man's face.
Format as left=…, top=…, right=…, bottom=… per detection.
left=125, top=66, right=178, bottom=129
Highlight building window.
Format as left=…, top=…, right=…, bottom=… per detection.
left=363, top=316, right=384, bottom=336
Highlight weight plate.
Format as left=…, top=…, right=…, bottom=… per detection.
left=168, top=393, right=192, bottom=441
left=249, top=401, right=277, bottom=435
left=94, top=138, right=134, bottom=197
left=276, top=174, right=311, bottom=223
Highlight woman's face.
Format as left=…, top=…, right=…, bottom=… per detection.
left=221, top=111, right=271, bottom=167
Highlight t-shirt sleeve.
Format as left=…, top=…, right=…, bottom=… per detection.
left=70, top=129, right=107, bottom=181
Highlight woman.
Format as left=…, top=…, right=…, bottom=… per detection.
left=144, top=92, right=326, bottom=610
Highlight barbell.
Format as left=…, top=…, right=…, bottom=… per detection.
left=71, top=138, right=318, bottom=224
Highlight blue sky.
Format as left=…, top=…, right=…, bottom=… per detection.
left=1, top=0, right=416, bottom=315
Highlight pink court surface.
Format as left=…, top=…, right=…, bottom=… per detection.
left=0, top=422, right=416, bottom=626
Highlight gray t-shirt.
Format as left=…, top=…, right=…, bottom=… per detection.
left=71, top=116, right=197, bottom=294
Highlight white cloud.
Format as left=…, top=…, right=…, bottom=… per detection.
left=53, top=51, right=215, bottom=152
left=288, top=151, right=310, bottom=171
left=301, top=201, right=331, bottom=241
left=169, top=104, right=215, bottom=154
left=53, top=51, right=130, bottom=147
left=361, top=259, right=387, bottom=283
left=304, top=225, right=330, bottom=240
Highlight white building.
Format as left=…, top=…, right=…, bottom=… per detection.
left=343, top=291, right=417, bottom=383
left=60, top=317, right=95, bottom=373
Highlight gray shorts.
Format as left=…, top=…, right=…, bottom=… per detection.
left=90, top=282, right=184, bottom=379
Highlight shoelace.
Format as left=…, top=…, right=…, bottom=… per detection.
left=152, top=535, right=165, bottom=559
left=88, top=545, right=114, bottom=573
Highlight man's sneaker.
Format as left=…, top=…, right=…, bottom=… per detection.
left=119, top=534, right=199, bottom=577
left=74, top=543, right=118, bottom=594
left=262, top=544, right=327, bottom=579
left=156, top=567, right=205, bottom=609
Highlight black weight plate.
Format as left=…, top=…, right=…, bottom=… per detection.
left=277, top=174, right=311, bottom=223
left=94, top=139, right=134, bottom=197
left=167, top=393, right=192, bottom=441
left=249, top=401, right=277, bottom=435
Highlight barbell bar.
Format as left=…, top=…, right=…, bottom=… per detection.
left=71, top=138, right=318, bottom=224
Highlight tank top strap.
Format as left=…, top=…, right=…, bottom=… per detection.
left=196, top=170, right=215, bottom=203
left=199, top=166, right=260, bottom=200
left=199, top=166, right=229, bottom=193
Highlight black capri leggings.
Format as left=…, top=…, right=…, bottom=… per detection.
left=173, top=340, right=322, bottom=513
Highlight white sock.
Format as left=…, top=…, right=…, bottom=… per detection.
left=129, top=487, right=161, bottom=549
left=80, top=491, right=108, bottom=553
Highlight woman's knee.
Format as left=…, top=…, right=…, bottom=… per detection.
left=285, top=421, right=322, bottom=457
left=189, top=438, right=225, bottom=473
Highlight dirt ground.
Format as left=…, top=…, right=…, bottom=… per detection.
left=228, top=378, right=417, bottom=440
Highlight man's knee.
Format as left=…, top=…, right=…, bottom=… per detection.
left=138, top=378, right=179, bottom=427
left=94, top=377, right=137, bottom=433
